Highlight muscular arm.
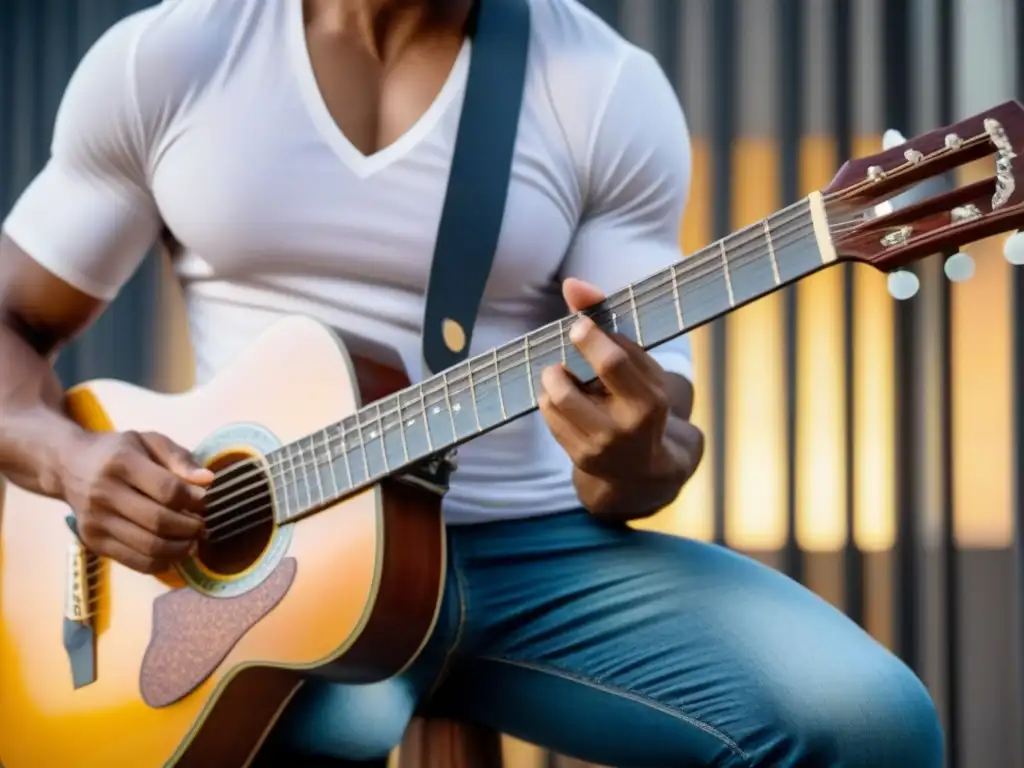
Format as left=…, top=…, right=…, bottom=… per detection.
left=556, top=47, right=702, bottom=521
left=0, top=237, right=106, bottom=496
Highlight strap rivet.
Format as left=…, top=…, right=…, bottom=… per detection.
left=442, top=318, right=466, bottom=353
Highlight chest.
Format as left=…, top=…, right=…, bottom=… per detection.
left=151, top=69, right=581, bottom=304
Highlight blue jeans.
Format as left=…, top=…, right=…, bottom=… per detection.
left=267, top=511, right=943, bottom=767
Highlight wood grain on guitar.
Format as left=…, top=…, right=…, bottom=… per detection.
left=2, top=102, right=1024, bottom=768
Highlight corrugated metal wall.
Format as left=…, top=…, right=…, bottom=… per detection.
left=3, top=2, right=1024, bottom=767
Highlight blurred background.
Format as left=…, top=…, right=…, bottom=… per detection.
left=2, top=0, right=1023, bottom=766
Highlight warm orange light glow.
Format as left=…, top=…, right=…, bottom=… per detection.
left=651, top=138, right=715, bottom=540
left=796, top=267, right=848, bottom=550
left=724, top=140, right=787, bottom=550
left=852, top=264, right=896, bottom=552
left=952, top=228, right=1013, bottom=548
left=796, top=138, right=847, bottom=551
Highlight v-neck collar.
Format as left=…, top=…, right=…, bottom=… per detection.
left=287, top=0, right=472, bottom=179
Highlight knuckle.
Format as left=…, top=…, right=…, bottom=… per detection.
left=574, top=443, right=603, bottom=473
left=595, top=348, right=628, bottom=379
left=78, top=516, right=104, bottom=544
left=549, top=385, right=574, bottom=410
left=156, top=476, right=182, bottom=506
left=140, top=536, right=167, bottom=558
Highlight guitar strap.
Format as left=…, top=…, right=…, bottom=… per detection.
left=420, top=0, right=532, bottom=375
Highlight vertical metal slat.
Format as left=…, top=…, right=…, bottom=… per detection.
left=833, top=0, right=863, bottom=627
left=709, top=0, right=736, bottom=547
left=883, top=0, right=920, bottom=674
left=778, top=0, right=803, bottom=583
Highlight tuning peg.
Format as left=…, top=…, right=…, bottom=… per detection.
left=943, top=252, right=976, bottom=282
left=1005, top=231, right=1024, bottom=266
left=887, top=270, right=920, bottom=300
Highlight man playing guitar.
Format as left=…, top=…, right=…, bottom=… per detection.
left=0, top=0, right=943, bottom=765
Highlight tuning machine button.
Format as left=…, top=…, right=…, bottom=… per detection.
left=1004, top=231, right=1024, bottom=266
left=887, top=270, right=920, bottom=300
left=943, top=252, right=975, bottom=282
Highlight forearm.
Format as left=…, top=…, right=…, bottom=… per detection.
left=577, top=373, right=703, bottom=522
left=0, top=319, right=84, bottom=497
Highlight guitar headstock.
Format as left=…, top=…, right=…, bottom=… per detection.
left=821, top=100, right=1024, bottom=296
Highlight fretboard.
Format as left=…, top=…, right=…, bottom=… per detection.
left=270, top=194, right=832, bottom=523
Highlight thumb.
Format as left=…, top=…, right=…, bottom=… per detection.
left=142, top=432, right=215, bottom=486
left=562, top=277, right=606, bottom=313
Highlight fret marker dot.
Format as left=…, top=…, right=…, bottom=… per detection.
left=369, top=431, right=377, bottom=438
left=453, top=403, right=461, bottom=412
left=406, top=419, right=415, bottom=426
left=432, top=406, right=442, bottom=415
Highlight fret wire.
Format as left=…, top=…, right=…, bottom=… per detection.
left=611, top=309, right=619, bottom=333
left=492, top=348, right=508, bottom=420
left=441, top=371, right=458, bottom=437
left=558, top=318, right=567, bottom=364
left=286, top=446, right=301, bottom=520
left=269, top=453, right=284, bottom=524
left=467, top=364, right=482, bottom=431
left=627, top=284, right=643, bottom=346
left=338, top=423, right=354, bottom=488
left=720, top=240, right=736, bottom=306
left=374, top=402, right=389, bottom=471
left=524, top=341, right=537, bottom=404
left=419, top=385, right=435, bottom=452
left=670, top=264, right=685, bottom=331
left=303, top=437, right=323, bottom=507
left=394, top=395, right=410, bottom=462
left=764, top=219, right=781, bottom=285
left=320, top=428, right=340, bottom=498
left=358, top=419, right=370, bottom=477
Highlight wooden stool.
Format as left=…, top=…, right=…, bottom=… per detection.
left=397, top=717, right=503, bottom=768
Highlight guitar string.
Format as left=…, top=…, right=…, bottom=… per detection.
left=199, top=201, right=818, bottom=516
left=206, top=197, right=901, bottom=513
left=202, top=215, right=837, bottom=535
left=203, top=221, right=828, bottom=538
left=205, top=141, right=978, bottom=533
left=207, top=176, right=980, bottom=544
left=200, top=209, right=820, bottom=522
left=205, top=206, right=898, bottom=531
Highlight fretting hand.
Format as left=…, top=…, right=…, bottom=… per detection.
left=539, top=278, right=704, bottom=519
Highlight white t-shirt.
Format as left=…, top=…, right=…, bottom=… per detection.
left=2, top=0, right=694, bottom=524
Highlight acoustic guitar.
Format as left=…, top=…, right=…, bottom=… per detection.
left=1, top=101, right=1022, bottom=768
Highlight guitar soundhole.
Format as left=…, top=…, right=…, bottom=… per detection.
left=197, top=452, right=275, bottom=576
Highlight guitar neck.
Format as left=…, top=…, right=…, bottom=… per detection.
left=271, top=193, right=835, bottom=524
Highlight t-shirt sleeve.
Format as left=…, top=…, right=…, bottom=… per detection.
left=1, top=13, right=162, bottom=301
left=558, top=47, right=694, bottom=381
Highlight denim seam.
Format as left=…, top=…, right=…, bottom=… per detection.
left=423, top=541, right=471, bottom=698
left=480, top=655, right=751, bottom=763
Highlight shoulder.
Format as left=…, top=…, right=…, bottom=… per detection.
left=525, top=0, right=691, bottom=207
left=63, top=0, right=269, bottom=170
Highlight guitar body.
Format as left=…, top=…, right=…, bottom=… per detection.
left=0, top=315, right=446, bottom=767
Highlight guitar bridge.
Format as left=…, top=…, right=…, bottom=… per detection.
left=62, top=516, right=98, bottom=689
left=394, top=449, right=458, bottom=497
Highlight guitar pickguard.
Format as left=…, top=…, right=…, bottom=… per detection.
left=138, top=556, right=297, bottom=708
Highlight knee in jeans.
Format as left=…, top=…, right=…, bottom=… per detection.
left=758, top=657, right=944, bottom=767
left=275, top=679, right=416, bottom=760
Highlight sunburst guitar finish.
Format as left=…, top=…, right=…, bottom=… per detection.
left=0, top=316, right=446, bottom=767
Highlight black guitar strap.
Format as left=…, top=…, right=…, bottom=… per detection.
left=421, top=0, right=532, bottom=374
